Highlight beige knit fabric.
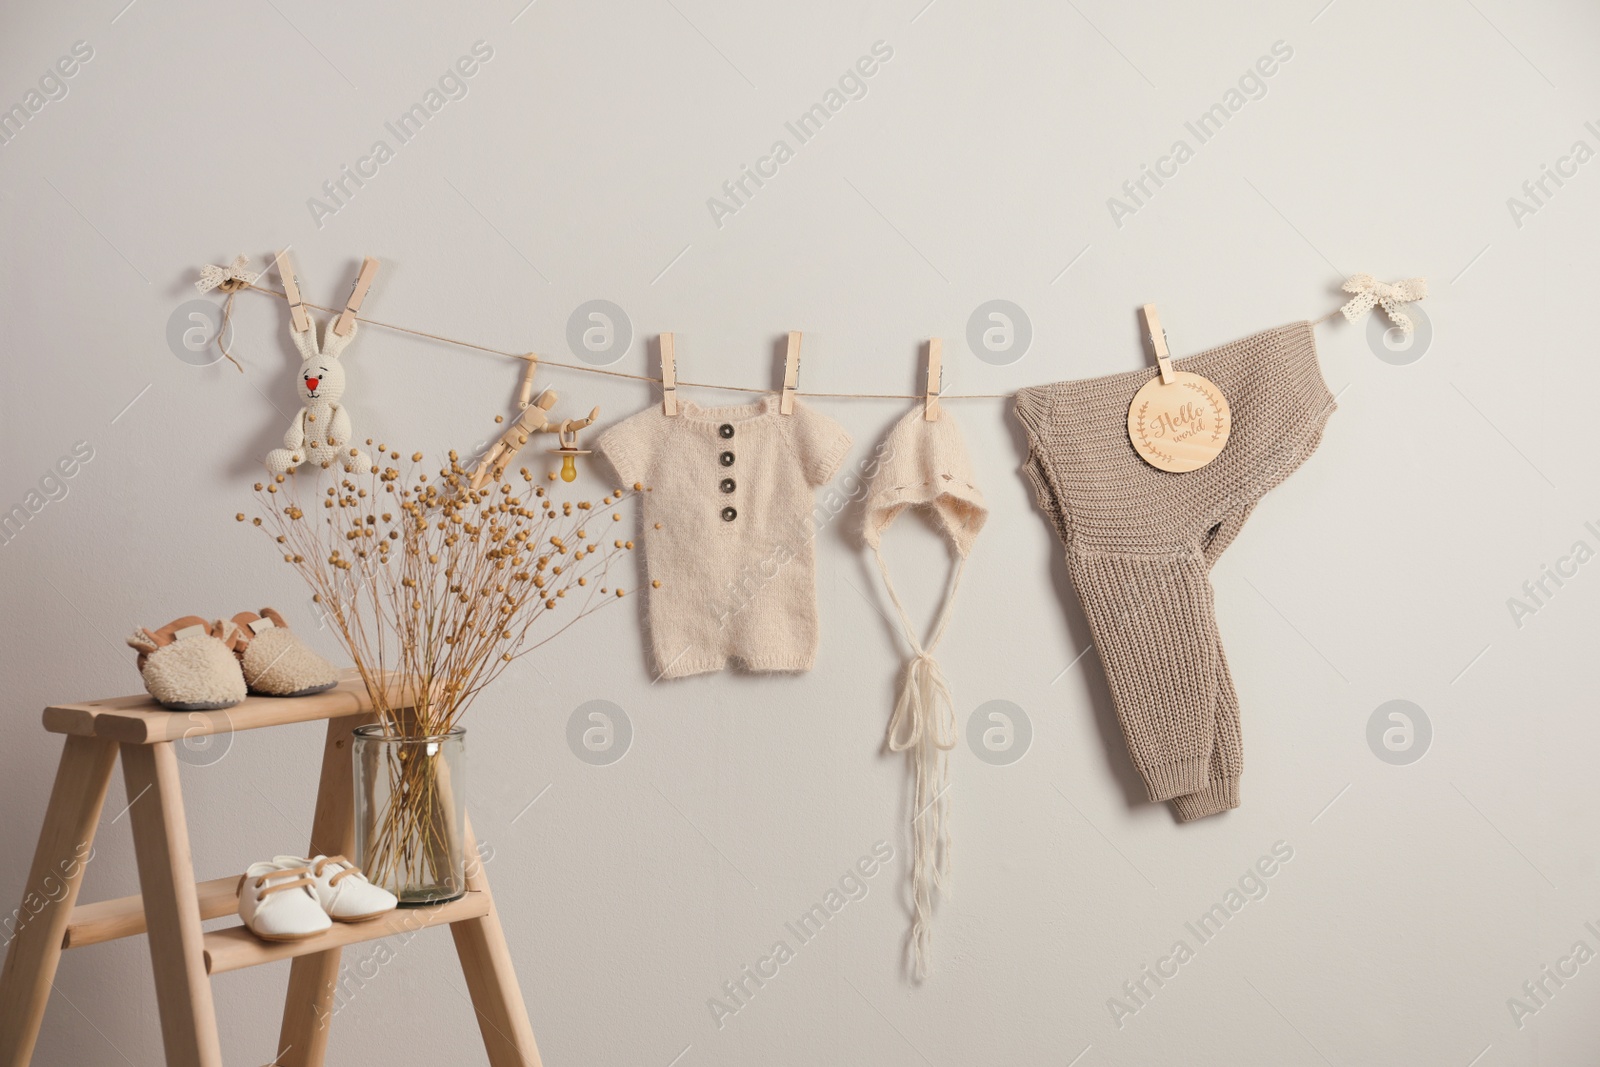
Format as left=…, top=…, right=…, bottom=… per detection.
left=862, top=406, right=987, bottom=979
left=862, top=409, right=987, bottom=557
left=598, top=395, right=852, bottom=679
left=1013, top=322, right=1335, bottom=821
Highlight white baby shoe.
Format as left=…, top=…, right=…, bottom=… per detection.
left=237, top=861, right=332, bottom=942
left=271, top=854, right=397, bottom=922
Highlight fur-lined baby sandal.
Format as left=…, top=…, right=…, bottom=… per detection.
left=127, top=617, right=247, bottom=710
left=228, top=608, right=338, bottom=697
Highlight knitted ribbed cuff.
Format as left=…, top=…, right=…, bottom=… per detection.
left=812, top=429, right=852, bottom=486
left=595, top=423, right=643, bottom=487
left=1170, top=776, right=1241, bottom=822
left=1139, top=757, right=1211, bottom=802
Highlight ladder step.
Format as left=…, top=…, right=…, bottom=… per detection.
left=42, top=668, right=413, bottom=743
left=203, top=890, right=491, bottom=974
left=63, top=875, right=241, bottom=949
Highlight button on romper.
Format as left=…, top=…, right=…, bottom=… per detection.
left=596, top=395, right=852, bottom=679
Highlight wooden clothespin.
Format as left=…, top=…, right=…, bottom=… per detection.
left=1128, top=303, right=1231, bottom=472
left=276, top=249, right=309, bottom=333
left=1141, top=303, right=1174, bottom=384
left=333, top=256, right=380, bottom=337
left=660, top=333, right=678, bottom=416
left=924, top=338, right=943, bottom=421
left=780, top=331, right=802, bottom=415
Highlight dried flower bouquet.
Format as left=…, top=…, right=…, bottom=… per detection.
left=241, top=443, right=643, bottom=895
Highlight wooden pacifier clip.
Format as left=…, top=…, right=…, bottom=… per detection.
left=1127, top=304, right=1231, bottom=473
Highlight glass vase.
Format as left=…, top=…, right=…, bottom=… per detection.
left=352, top=724, right=467, bottom=907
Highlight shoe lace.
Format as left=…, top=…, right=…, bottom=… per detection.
left=237, top=866, right=316, bottom=899
left=311, top=854, right=364, bottom=886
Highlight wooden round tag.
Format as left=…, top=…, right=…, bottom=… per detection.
left=1127, top=371, right=1231, bottom=473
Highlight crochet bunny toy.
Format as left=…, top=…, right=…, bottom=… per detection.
left=266, top=315, right=373, bottom=476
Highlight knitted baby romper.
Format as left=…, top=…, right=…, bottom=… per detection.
left=1013, top=322, right=1335, bottom=820
left=597, top=395, right=852, bottom=679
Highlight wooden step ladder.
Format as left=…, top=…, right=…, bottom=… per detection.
left=0, top=670, right=543, bottom=1067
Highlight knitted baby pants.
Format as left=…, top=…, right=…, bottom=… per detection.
left=1014, top=322, right=1335, bottom=820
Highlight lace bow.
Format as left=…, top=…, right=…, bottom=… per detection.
left=196, top=254, right=259, bottom=294
left=1340, top=274, right=1427, bottom=333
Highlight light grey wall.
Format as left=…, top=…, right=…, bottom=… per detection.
left=2, top=0, right=1596, bottom=1064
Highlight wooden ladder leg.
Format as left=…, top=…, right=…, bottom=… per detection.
left=275, top=711, right=371, bottom=1067
left=451, top=819, right=543, bottom=1067
left=121, top=742, right=223, bottom=1067
left=0, top=734, right=118, bottom=1067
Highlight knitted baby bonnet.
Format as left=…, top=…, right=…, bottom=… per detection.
left=863, top=408, right=987, bottom=558
left=862, top=406, right=987, bottom=979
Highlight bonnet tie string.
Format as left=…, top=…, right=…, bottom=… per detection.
left=876, top=547, right=965, bottom=981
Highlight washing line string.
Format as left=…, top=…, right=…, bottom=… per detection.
left=234, top=272, right=1422, bottom=400
left=237, top=281, right=1009, bottom=401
